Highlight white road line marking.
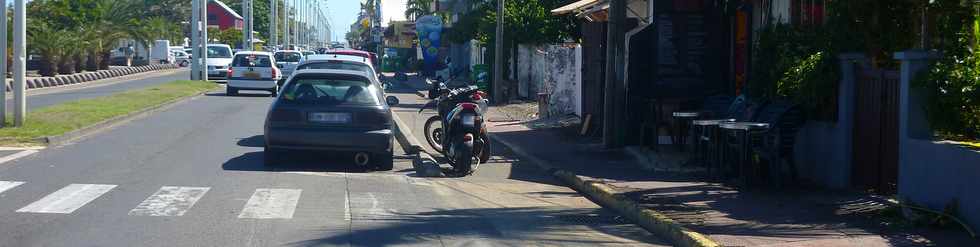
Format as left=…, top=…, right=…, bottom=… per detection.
left=16, top=184, right=116, bottom=214
left=129, top=186, right=210, bottom=217
left=0, top=181, right=25, bottom=194
left=349, top=192, right=396, bottom=219
left=344, top=193, right=351, bottom=221
left=238, top=189, right=302, bottom=219
left=0, top=150, right=39, bottom=165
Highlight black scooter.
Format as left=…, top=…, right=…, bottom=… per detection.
left=418, top=79, right=491, bottom=175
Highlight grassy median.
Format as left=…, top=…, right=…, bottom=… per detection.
left=0, top=80, right=219, bottom=146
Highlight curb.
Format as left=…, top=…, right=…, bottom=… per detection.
left=13, top=65, right=179, bottom=92
left=490, top=133, right=720, bottom=247
left=37, top=90, right=211, bottom=147
left=391, top=112, right=423, bottom=155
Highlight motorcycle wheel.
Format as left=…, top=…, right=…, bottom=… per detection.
left=452, top=140, right=474, bottom=175
left=476, top=135, right=491, bottom=164
left=423, top=117, right=444, bottom=153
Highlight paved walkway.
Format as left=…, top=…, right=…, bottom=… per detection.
left=486, top=110, right=978, bottom=247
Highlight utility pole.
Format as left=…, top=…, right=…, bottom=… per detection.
left=243, top=0, right=253, bottom=50
left=191, top=0, right=201, bottom=80
left=492, top=0, right=505, bottom=104
left=199, top=0, right=209, bottom=81
left=284, top=0, right=290, bottom=49
left=0, top=1, right=8, bottom=126
left=13, top=0, right=25, bottom=126
left=271, top=0, right=277, bottom=50
left=603, top=0, right=625, bottom=148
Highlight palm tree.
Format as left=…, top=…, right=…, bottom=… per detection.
left=58, top=32, right=82, bottom=75
left=28, top=22, right=67, bottom=76
left=84, top=0, right=138, bottom=70
left=405, top=0, right=433, bottom=21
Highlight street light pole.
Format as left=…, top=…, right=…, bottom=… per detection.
left=284, top=0, right=290, bottom=49
left=492, top=0, right=505, bottom=104
left=200, top=0, right=209, bottom=81
left=191, top=0, right=201, bottom=80
left=13, top=0, right=26, bottom=126
left=271, top=0, right=277, bottom=50
left=243, top=0, right=253, bottom=51
left=0, top=1, right=8, bottom=126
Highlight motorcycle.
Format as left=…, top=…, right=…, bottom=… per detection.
left=418, top=78, right=491, bottom=175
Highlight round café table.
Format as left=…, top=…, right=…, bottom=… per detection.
left=718, top=122, right=770, bottom=186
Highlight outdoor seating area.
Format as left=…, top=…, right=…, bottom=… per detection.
left=642, top=94, right=805, bottom=189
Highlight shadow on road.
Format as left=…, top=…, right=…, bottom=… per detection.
left=205, top=92, right=274, bottom=97
left=222, top=151, right=375, bottom=173
left=236, top=135, right=264, bottom=148
left=284, top=207, right=667, bottom=246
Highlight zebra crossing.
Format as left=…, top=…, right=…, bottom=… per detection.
left=0, top=180, right=370, bottom=220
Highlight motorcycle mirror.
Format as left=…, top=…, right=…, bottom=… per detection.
left=385, top=96, right=400, bottom=106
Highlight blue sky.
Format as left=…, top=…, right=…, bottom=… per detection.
left=327, top=0, right=406, bottom=42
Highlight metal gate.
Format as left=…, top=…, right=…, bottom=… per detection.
left=852, top=68, right=900, bottom=194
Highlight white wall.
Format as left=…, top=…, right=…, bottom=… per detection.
left=516, top=44, right=583, bottom=117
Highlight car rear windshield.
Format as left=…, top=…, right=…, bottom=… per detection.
left=281, top=76, right=380, bottom=105
left=275, top=52, right=302, bottom=62
left=207, top=46, right=232, bottom=58
left=232, top=54, right=272, bottom=67
left=296, top=61, right=371, bottom=74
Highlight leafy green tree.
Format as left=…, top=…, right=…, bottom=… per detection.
left=405, top=0, right=432, bottom=21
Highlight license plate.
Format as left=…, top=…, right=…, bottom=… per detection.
left=244, top=71, right=261, bottom=79
left=308, top=112, right=351, bottom=124
left=462, top=115, right=475, bottom=126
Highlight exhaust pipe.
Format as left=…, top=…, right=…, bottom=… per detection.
left=354, top=152, right=371, bottom=166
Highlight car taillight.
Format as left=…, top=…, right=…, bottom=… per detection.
left=227, top=67, right=233, bottom=75
left=272, top=68, right=278, bottom=78
left=357, top=111, right=390, bottom=127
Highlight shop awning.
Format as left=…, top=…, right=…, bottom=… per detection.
left=551, top=0, right=601, bottom=15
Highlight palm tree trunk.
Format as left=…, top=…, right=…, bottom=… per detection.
left=100, top=52, right=111, bottom=70
left=86, top=53, right=99, bottom=71
left=59, top=57, right=75, bottom=75
left=74, top=54, right=85, bottom=73
left=40, top=58, right=57, bottom=77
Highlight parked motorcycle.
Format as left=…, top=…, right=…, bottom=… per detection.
left=418, top=78, right=491, bottom=175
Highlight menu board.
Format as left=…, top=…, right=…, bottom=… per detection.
left=655, top=14, right=707, bottom=87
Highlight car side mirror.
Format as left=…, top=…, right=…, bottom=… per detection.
left=385, top=96, right=399, bottom=106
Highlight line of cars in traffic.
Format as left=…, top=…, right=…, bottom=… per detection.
left=202, top=44, right=396, bottom=171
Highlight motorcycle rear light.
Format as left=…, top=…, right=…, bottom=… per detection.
left=462, top=134, right=474, bottom=142
left=460, top=103, right=478, bottom=111
left=470, top=93, right=482, bottom=101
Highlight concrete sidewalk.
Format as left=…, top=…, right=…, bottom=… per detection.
left=486, top=112, right=978, bottom=247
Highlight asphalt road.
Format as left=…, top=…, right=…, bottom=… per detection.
left=5, top=69, right=190, bottom=112
left=0, top=78, right=666, bottom=246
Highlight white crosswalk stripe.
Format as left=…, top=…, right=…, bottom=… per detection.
left=238, top=189, right=302, bottom=219
left=0, top=181, right=25, bottom=195
left=16, top=184, right=117, bottom=214
left=129, top=186, right=210, bottom=217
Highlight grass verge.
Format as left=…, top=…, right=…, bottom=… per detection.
left=0, top=80, right=218, bottom=146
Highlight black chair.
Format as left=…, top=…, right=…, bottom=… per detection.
left=751, top=101, right=805, bottom=188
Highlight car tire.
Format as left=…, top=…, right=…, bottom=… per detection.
left=264, top=146, right=280, bottom=166
left=227, top=86, right=238, bottom=96
left=375, top=152, right=394, bottom=171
